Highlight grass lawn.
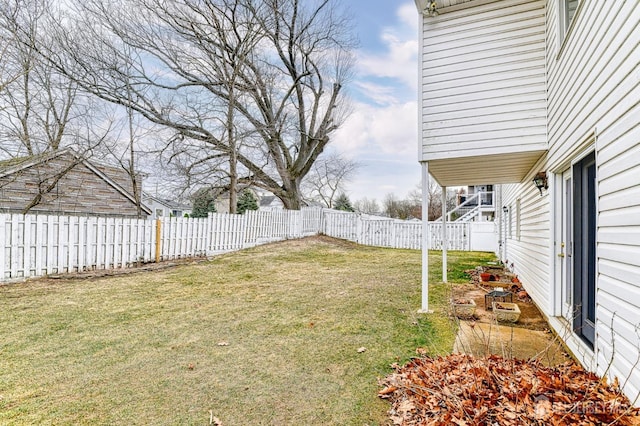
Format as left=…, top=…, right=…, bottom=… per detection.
left=0, top=236, right=496, bottom=425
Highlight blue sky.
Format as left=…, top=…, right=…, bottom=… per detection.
left=331, top=0, right=420, bottom=203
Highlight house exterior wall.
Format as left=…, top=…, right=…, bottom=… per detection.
left=551, top=0, right=640, bottom=399
left=145, top=198, right=170, bottom=219
left=500, top=178, right=551, bottom=314
left=498, top=0, right=640, bottom=399
left=419, top=0, right=547, bottom=163
left=417, top=0, right=640, bottom=401
left=143, top=197, right=191, bottom=219
left=0, top=154, right=147, bottom=218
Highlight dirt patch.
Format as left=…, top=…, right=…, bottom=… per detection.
left=38, top=257, right=211, bottom=281
left=450, top=276, right=570, bottom=367
left=6, top=235, right=349, bottom=285
left=452, top=284, right=549, bottom=331
left=450, top=266, right=549, bottom=331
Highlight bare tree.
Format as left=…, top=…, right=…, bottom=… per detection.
left=0, top=20, right=21, bottom=100
left=302, top=151, right=359, bottom=208
left=0, top=1, right=70, bottom=212
left=410, top=180, right=458, bottom=221
left=353, top=197, right=380, bottom=215
left=94, top=46, right=156, bottom=219
left=382, top=193, right=417, bottom=220
left=46, top=0, right=356, bottom=210
left=95, top=104, right=150, bottom=218
left=0, top=0, right=129, bottom=214
left=0, top=0, right=80, bottom=157
left=381, top=181, right=458, bottom=220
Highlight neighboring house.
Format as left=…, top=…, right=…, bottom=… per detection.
left=143, top=193, right=192, bottom=219
left=451, top=184, right=496, bottom=221
left=0, top=149, right=151, bottom=218
left=258, top=195, right=285, bottom=210
left=258, top=193, right=323, bottom=210
left=213, top=189, right=241, bottom=214
left=415, top=0, right=639, bottom=401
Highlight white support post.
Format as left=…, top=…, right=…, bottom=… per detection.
left=0, top=215, right=5, bottom=280
left=442, top=185, right=448, bottom=283
left=419, top=162, right=432, bottom=313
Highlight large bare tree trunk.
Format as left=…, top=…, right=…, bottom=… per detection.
left=281, top=178, right=303, bottom=210
left=227, top=91, right=238, bottom=214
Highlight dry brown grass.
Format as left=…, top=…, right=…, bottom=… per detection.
left=0, top=236, right=495, bottom=425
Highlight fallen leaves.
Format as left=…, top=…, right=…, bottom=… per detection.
left=379, top=353, right=640, bottom=425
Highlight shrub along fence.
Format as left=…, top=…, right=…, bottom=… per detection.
left=0, top=208, right=494, bottom=281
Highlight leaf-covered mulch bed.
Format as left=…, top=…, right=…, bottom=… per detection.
left=379, top=354, right=640, bottom=425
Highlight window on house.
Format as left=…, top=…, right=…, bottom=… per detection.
left=508, top=206, right=513, bottom=239
left=515, top=198, right=521, bottom=240
left=559, top=0, right=579, bottom=42
left=156, top=208, right=163, bottom=217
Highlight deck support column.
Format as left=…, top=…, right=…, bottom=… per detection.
left=442, top=185, right=448, bottom=283
left=419, top=161, right=433, bottom=313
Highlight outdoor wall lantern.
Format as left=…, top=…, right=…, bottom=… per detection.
left=533, top=171, right=548, bottom=196
left=502, top=206, right=509, bottom=214
left=426, top=0, right=439, bottom=16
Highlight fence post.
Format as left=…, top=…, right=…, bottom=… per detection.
left=0, top=215, right=5, bottom=280
left=23, top=215, right=32, bottom=278
left=205, top=214, right=212, bottom=256
left=355, top=213, right=362, bottom=243
left=155, top=219, right=162, bottom=262
left=466, top=223, right=471, bottom=251
left=391, top=220, right=398, bottom=248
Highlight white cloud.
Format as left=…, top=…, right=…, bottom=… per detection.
left=397, top=2, right=420, bottom=33
left=351, top=81, right=399, bottom=106
left=331, top=1, right=421, bottom=201
left=333, top=100, right=417, bottom=158
left=355, top=3, right=419, bottom=92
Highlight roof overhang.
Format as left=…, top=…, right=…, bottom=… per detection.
left=422, top=150, right=547, bottom=187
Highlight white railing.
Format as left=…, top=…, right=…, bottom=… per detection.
left=454, top=205, right=482, bottom=223
left=445, top=191, right=495, bottom=222
left=0, top=207, right=489, bottom=282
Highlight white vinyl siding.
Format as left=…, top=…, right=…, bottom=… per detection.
left=419, top=0, right=547, bottom=163
left=546, top=0, right=639, bottom=166
left=501, top=181, right=551, bottom=313
left=595, top=103, right=640, bottom=399
left=506, top=0, right=640, bottom=399
left=547, top=0, right=640, bottom=397
left=515, top=198, right=521, bottom=240
left=416, top=0, right=640, bottom=401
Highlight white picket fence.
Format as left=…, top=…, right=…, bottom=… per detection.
left=321, top=210, right=470, bottom=250
left=0, top=208, right=485, bottom=282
